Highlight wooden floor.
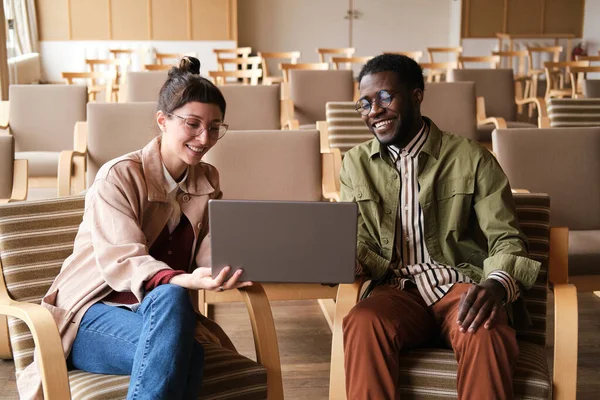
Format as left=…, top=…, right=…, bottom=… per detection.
left=0, top=292, right=598, bottom=399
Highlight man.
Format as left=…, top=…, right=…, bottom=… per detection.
left=340, top=54, right=540, bottom=399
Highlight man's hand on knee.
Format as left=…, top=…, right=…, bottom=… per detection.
left=456, top=281, right=506, bottom=334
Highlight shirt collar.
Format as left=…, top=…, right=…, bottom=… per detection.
left=369, top=117, right=442, bottom=161
left=387, top=120, right=428, bottom=162
left=162, top=162, right=188, bottom=195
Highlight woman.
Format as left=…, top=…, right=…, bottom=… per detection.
left=34, top=57, right=250, bottom=400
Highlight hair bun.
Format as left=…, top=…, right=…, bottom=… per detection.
left=170, top=56, right=201, bottom=77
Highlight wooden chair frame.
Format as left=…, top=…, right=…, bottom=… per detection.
left=0, top=159, right=27, bottom=205
left=143, top=64, right=172, bottom=71
left=458, top=55, right=500, bottom=69
left=331, top=56, right=373, bottom=70
left=257, top=51, right=301, bottom=84
left=420, top=62, right=458, bottom=83
left=213, top=47, right=252, bottom=58
left=476, top=95, right=550, bottom=131
left=62, top=71, right=117, bottom=103
left=383, top=51, right=423, bottom=62
left=208, top=69, right=263, bottom=86
left=426, top=47, right=463, bottom=63
left=0, top=251, right=284, bottom=399
left=216, top=56, right=263, bottom=84
left=278, top=62, right=329, bottom=83
left=328, top=226, right=578, bottom=400
left=526, top=46, right=563, bottom=103
left=568, top=66, right=600, bottom=98
left=543, top=61, right=590, bottom=99
left=85, top=59, right=131, bottom=102
left=317, top=48, right=356, bottom=65
left=155, top=52, right=184, bottom=65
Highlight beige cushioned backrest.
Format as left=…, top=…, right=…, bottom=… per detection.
left=583, top=80, right=600, bottom=99
left=0, top=135, right=14, bottom=199
left=493, top=127, right=600, bottom=229
left=202, top=130, right=322, bottom=201
left=219, top=85, right=281, bottom=130
left=290, top=70, right=354, bottom=125
left=87, top=102, right=160, bottom=184
left=126, top=71, right=168, bottom=102
left=9, top=84, right=87, bottom=152
left=421, top=82, right=478, bottom=141
left=450, top=69, right=516, bottom=121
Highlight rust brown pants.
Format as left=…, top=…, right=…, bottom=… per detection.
left=343, top=283, right=519, bottom=400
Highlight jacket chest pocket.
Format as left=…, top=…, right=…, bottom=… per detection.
left=353, top=184, right=382, bottom=220
left=434, top=178, right=474, bottom=231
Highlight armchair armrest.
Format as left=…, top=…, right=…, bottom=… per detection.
left=330, top=276, right=366, bottom=400
left=0, top=290, right=70, bottom=399
left=515, top=97, right=549, bottom=128
left=321, top=151, right=341, bottom=202
left=9, top=159, right=28, bottom=202
left=237, top=283, right=284, bottom=400
left=57, top=122, right=88, bottom=197
left=0, top=101, right=9, bottom=130
left=548, top=227, right=569, bottom=286
left=552, top=283, right=578, bottom=400
left=476, top=97, right=507, bottom=129
left=280, top=99, right=298, bottom=130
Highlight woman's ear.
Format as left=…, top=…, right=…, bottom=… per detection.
left=156, top=110, right=167, bottom=132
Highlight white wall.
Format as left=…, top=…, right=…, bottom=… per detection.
left=39, top=40, right=236, bottom=83
left=583, top=0, right=600, bottom=55
left=238, top=0, right=458, bottom=61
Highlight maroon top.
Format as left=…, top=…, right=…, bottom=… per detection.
left=104, top=214, right=195, bottom=304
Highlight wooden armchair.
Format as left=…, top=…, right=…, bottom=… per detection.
left=208, top=69, right=263, bottom=86
left=457, top=55, right=500, bottom=69
left=0, top=134, right=27, bottom=204
left=526, top=46, right=563, bottom=99
left=383, top=51, right=423, bottom=62
left=493, top=50, right=530, bottom=111
left=216, top=56, right=263, bottom=84
left=568, top=66, right=600, bottom=98
left=0, top=196, right=283, bottom=399
left=85, top=58, right=131, bottom=102
left=257, top=51, right=301, bottom=84
left=420, top=62, right=458, bottom=82
left=317, top=47, right=356, bottom=66
left=543, top=61, right=589, bottom=99
left=62, top=70, right=117, bottom=103
left=329, top=194, right=578, bottom=400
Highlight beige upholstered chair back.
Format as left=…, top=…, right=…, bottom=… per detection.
left=583, top=79, right=600, bottom=98
left=493, top=127, right=600, bottom=229
left=451, top=69, right=516, bottom=122
left=289, top=70, right=354, bottom=125
left=421, top=82, right=478, bottom=141
left=126, top=71, right=168, bottom=102
left=87, top=102, right=160, bottom=185
left=8, top=84, right=87, bottom=152
left=219, top=85, right=281, bottom=130
left=202, top=130, right=322, bottom=201
left=0, top=135, right=14, bottom=199
left=325, top=102, right=372, bottom=155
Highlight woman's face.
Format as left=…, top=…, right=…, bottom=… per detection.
left=157, top=101, right=223, bottom=178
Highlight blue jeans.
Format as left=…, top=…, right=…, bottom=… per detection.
left=69, top=284, right=204, bottom=400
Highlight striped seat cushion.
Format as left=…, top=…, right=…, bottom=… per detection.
left=397, top=341, right=550, bottom=399
left=0, top=196, right=267, bottom=399
left=326, top=102, right=372, bottom=155
left=547, top=98, right=600, bottom=127
left=395, top=194, right=551, bottom=399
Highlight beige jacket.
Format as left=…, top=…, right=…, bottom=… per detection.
left=18, top=136, right=222, bottom=399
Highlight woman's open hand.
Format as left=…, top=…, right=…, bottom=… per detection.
left=170, top=266, right=253, bottom=291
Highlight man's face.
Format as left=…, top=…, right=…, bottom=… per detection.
left=358, top=71, right=421, bottom=147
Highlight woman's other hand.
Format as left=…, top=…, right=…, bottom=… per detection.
left=170, top=266, right=253, bottom=291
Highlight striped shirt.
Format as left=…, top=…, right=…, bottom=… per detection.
left=386, top=120, right=520, bottom=306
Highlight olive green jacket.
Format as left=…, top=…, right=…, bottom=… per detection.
left=340, top=118, right=541, bottom=290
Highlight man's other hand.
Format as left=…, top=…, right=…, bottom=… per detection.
left=456, top=280, right=506, bottom=333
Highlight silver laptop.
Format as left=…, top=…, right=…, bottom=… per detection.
left=209, top=200, right=358, bottom=283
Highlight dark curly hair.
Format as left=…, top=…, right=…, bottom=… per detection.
left=157, top=56, right=226, bottom=119
left=357, top=54, right=424, bottom=92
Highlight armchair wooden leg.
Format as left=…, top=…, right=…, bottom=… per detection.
left=552, top=284, right=578, bottom=400
left=0, top=314, right=12, bottom=359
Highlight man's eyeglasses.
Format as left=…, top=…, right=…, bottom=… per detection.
left=168, top=113, right=228, bottom=140
left=355, top=90, right=399, bottom=116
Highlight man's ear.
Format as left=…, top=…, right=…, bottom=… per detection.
left=413, top=88, right=424, bottom=106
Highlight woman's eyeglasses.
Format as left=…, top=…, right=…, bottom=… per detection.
left=168, top=113, right=228, bottom=140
